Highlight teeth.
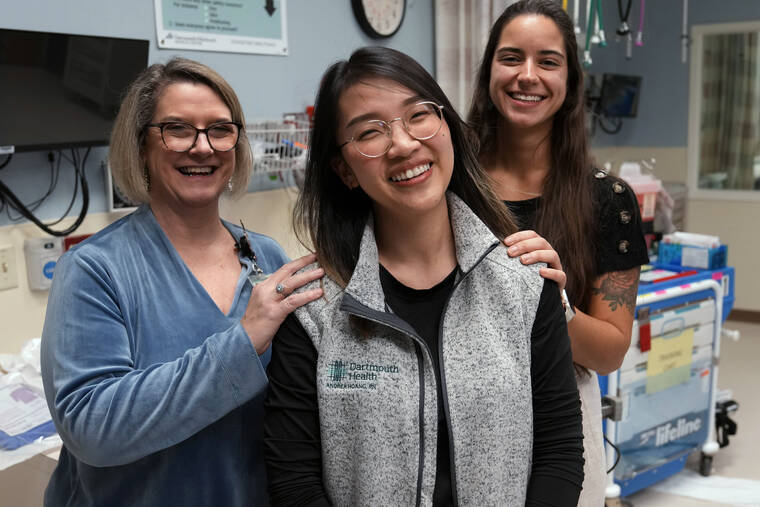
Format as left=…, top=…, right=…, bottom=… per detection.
left=511, top=93, right=543, bottom=102
left=391, top=163, right=431, bottom=182
left=179, top=166, right=214, bottom=175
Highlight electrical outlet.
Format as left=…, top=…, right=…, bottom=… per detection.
left=0, top=244, right=19, bottom=290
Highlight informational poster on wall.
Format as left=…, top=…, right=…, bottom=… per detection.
left=154, top=0, right=288, bottom=55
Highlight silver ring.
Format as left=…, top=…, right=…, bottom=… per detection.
left=275, top=283, right=286, bottom=295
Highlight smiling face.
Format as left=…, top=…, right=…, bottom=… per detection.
left=333, top=78, right=454, bottom=226
left=488, top=14, right=568, bottom=136
left=142, top=81, right=235, bottom=213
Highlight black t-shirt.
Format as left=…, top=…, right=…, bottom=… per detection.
left=263, top=265, right=583, bottom=506
left=505, top=171, right=649, bottom=277
left=381, top=264, right=457, bottom=506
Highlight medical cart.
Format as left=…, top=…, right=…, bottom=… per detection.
left=600, top=266, right=736, bottom=498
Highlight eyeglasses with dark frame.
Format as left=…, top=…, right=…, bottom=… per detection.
left=338, top=101, right=445, bottom=158
left=145, top=121, right=243, bottom=153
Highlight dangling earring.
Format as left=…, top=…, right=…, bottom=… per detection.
left=227, top=178, right=234, bottom=192
left=143, top=166, right=151, bottom=192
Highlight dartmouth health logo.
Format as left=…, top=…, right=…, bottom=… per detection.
left=328, top=360, right=348, bottom=382
left=326, top=359, right=400, bottom=390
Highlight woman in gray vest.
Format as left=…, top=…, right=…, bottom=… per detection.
left=263, top=47, right=583, bottom=506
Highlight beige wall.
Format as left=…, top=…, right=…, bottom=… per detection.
left=593, top=146, right=759, bottom=314
left=0, top=186, right=304, bottom=355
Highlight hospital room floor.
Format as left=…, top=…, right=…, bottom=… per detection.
left=620, top=319, right=760, bottom=507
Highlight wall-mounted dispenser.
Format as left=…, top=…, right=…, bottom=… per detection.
left=24, top=238, right=63, bottom=291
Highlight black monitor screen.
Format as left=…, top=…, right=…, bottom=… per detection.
left=599, top=74, right=642, bottom=118
left=0, top=29, right=149, bottom=152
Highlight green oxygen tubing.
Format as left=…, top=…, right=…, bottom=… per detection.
left=583, top=0, right=596, bottom=66
left=584, top=0, right=607, bottom=67
left=596, top=0, right=607, bottom=47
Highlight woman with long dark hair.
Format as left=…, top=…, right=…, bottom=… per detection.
left=263, top=46, right=584, bottom=506
left=469, top=1, right=649, bottom=504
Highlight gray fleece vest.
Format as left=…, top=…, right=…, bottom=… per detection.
left=294, top=193, right=545, bottom=506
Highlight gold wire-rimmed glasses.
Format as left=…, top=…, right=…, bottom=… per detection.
left=338, top=101, right=445, bottom=158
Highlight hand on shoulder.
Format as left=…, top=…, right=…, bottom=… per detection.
left=241, top=253, right=324, bottom=354
left=503, top=230, right=566, bottom=291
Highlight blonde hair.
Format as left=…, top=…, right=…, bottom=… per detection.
left=109, top=57, right=252, bottom=203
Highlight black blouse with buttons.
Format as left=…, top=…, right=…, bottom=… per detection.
left=505, top=169, right=649, bottom=277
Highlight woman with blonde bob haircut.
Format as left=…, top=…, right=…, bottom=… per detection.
left=41, top=57, right=324, bottom=506
left=109, top=57, right=252, bottom=202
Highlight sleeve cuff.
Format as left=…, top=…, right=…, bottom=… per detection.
left=207, top=322, right=268, bottom=404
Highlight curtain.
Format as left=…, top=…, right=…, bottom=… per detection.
left=435, top=0, right=517, bottom=115
left=699, top=32, right=759, bottom=190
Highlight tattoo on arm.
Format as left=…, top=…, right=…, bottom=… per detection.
left=591, top=270, right=638, bottom=313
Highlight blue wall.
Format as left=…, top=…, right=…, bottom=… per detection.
left=590, top=0, right=760, bottom=148
left=7, top=0, right=759, bottom=227
left=0, top=0, right=434, bottom=226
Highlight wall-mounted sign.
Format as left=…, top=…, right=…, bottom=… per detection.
left=154, top=0, right=288, bottom=55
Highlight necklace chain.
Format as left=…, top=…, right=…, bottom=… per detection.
left=487, top=165, right=544, bottom=197
left=502, top=183, right=542, bottom=198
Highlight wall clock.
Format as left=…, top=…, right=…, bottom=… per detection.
left=351, top=0, right=406, bottom=39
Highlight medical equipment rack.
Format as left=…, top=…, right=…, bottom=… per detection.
left=600, top=266, right=736, bottom=499
left=246, top=119, right=310, bottom=175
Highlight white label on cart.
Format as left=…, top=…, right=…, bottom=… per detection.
left=722, top=275, right=730, bottom=298
left=701, top=369, right=710, bottom=393
left=681, top=246, right=709, bottom=269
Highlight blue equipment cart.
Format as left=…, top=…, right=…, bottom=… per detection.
left=600, top=265, right=736, bottom=498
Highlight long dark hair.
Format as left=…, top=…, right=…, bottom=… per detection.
left=296, top=46, right=517, bottom=287
left=468, top=0, right=595, bottom=310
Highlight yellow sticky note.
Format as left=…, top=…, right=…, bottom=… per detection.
left=646, top=327, right=694, bottom=394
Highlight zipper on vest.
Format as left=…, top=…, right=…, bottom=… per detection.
left=413, top=341, right=426, bottom=507
left=340, top=239, right=499, bottom=506
left=437, top=242, right=500, bottom=506
left=340, top=298, right=435, bottom=507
